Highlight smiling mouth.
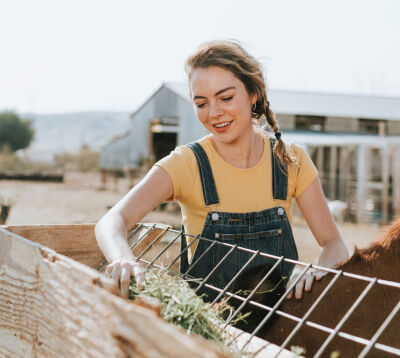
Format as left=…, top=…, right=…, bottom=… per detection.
left=213, top=120, right=233, bottom=128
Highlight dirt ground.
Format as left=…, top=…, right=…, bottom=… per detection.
left=0, top=172, right=385, bottom=263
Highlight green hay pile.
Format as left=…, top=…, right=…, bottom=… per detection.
left=129, top=268, right=248, bottom=356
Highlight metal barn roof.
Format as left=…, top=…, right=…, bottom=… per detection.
left=281, top=131, right=400, bottom=147
left=164, top=83, right=400, bottom=121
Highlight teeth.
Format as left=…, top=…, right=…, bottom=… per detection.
left=215, top=121, right=231, bottom=128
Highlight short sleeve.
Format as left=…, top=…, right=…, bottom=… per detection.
left=154, top=146, right=197, bottom=201
left=289, top=144, right=319, bottom=198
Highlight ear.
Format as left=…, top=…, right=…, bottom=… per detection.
left=251, top=93, right=258, bottom=106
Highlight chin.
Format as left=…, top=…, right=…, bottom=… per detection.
left=211, top=133, right=240, bottom=145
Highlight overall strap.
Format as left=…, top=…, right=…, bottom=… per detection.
left=270, top=138, right=288, bottom=200
left=179, top=225, right=189, bottom=274
left=186, top=142, right=220, bottom=206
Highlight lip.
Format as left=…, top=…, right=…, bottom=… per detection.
left=213, top=120, right=233, bottom=133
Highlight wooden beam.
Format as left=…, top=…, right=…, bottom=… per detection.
left=0, top=227, right=232, bottom=358
left=100, top=169, right=108, bottom=190
left=316, top=146, right=324, bottom=173
left=1, top=224, right=102, bottom=268
left=338, top=146, right=348, bottom=201
left=393, top=146, right=400, bottom=218
left=0, top=226, right=297, bottom=358
left=356, top=144, right=367, bottom=223
left=345, top=146, right=355, bottom=217
left=381, top=145, right=390, bottom=224
left=329, top=146, right=337, bottom=200
left=2, top=224, right=174, bottom=271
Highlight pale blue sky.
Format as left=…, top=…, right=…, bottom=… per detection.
left=1, top=0, right=399, bottom=114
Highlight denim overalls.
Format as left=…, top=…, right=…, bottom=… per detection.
left=180, top=138, right=299, bottom=302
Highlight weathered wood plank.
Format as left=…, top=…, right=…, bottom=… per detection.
left=0, top=227, right=232, bottom=358
left=1, top=224, right=101, bottom=268
left=0, top=224, right=173, bottom=270
left=0, top=224, right=299, bottom=358
left=131, top=225, right=170, bottom=258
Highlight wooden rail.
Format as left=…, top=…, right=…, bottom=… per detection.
left=0, top=224, right=299, bottom=358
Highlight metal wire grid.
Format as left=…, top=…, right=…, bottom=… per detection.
left=98, top=223, right=400, bottom=357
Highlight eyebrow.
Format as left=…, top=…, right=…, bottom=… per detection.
left=193, top=86, right=236, bottom=100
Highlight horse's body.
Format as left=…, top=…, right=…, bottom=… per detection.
left=232, top=219, right=400, bottom=357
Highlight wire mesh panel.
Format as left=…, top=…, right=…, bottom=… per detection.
left=97, top=223, right=400, bottom=358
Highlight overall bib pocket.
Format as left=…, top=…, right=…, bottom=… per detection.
left=215, top=228, right=283, bottom=282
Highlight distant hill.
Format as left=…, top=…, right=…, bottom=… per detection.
left=21, top=111, right=131, bottom=161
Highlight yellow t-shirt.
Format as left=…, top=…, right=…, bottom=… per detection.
left=155, top=134, right=318, bottom=261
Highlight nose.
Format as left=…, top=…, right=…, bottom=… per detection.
left=209, top=101, right=224, bottom=119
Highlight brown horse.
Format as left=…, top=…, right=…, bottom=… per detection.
left=232, top=219, right=400, bottom=357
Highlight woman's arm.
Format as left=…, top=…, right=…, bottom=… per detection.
left=95, top=165, right=174, bottom=297
left=287, top=177, right=349, bottom=299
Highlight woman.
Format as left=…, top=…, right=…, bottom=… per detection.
left=95, top=40, right=349, bottom=301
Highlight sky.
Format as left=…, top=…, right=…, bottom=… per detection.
left=1, top=0, right=399, bottom=114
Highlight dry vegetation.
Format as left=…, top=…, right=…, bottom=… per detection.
left=0, top=145, right=99, bottom=173
left=0, top=171, right=383, bottom=263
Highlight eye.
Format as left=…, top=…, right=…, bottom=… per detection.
left=196, top=103, right=206, bottom=108
left=222, top=96, right=233, bottom=102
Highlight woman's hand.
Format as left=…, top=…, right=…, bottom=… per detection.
left=105, top=258, right=145, bottom=298
left=287, top=177, right=349, bottom=299
left=95, top=166, right=174, bottom=298
left=286, top=269, right=326, bottom=299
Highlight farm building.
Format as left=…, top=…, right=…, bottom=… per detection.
left=99, top=83, right=400, bottom=223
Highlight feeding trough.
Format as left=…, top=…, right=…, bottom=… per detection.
left=1, top=222, right=399, bottom=357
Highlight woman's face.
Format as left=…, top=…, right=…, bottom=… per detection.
left=189, top=66, right=256, bottom=144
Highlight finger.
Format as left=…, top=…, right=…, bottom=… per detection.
left=286, top=279, right=295, bottom=299
left=286, top=288, right=293, bottom=299
left=304, top=273, right=314, bottom=292
left=111, top=264, right=121, bottom=282
left=315, top=270, right=326, bottom=281
left=295, top=278, right=305, bottom=300
left=105, top=263, right=115, bottom=276
left=120, top=265, right=131, bottom=298
left=132, top=265, right=146, bottom=290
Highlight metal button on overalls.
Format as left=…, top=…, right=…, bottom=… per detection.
left=277, top=207, right=285, bottom=215
left=211, top=212, right=219, bottom=222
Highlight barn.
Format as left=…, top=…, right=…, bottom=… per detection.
left=99, top=83, right=400, bottom=223
left=99, top=83, right=206, bottom=172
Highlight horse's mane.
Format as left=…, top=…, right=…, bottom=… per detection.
left=344, top=218, right=400, bottom=265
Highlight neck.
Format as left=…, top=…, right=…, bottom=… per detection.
left=211, top=130, right=263, bottom=169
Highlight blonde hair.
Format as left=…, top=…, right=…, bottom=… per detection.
left=185, top=40, right=294, bottom=167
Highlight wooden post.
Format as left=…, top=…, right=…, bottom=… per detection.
left=316, top=146, right=324, bottom=172
left=329, top=146, right=337, bottom=200
left=393, top=145, right=400, bottom=218
left=346, top=146, right=355, bottom=220
left=381, top=145, right=390, bottom=224
left=148, top=119, right=159, bottom=170
left=128, top=169, right=136, bottom=189
left=378, top=121, right=386, bottom=137
left=338, top=146, right=348, bottom=201
left=307, top=145, right=316, bottom=157
left=100, top=169, right=108, bottom=190
left=316, top=146, right=324, bottom=189
left=112, top=170, right=119, bottom=192
left=356, top=144, right=367, bottom=223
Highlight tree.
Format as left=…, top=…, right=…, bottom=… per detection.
left=0, top=111, right=35, bottom=152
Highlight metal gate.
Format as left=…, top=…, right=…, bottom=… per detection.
left=97, top=223, right=400, bottom=358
